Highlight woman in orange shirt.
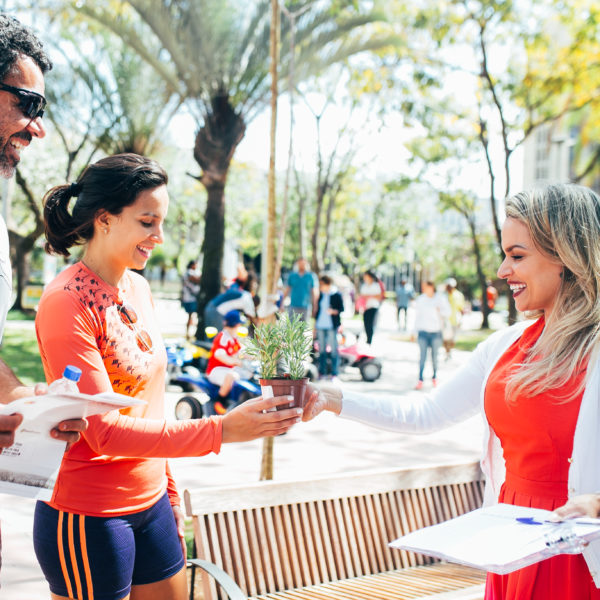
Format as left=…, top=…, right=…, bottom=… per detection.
left=33, top=153, right=300, bottom=600
left=303, top=183, right=600, bottom=599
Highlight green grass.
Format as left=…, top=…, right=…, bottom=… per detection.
left=0, top=327, right=44, bottom=385
left=455, top=329, right=494, bottom=352
left=6, top=308, right=36, bottom=321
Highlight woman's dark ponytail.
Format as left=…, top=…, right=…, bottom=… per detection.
left=43, top=184, right=82, bottom=257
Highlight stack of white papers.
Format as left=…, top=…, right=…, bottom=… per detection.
left=390, top=503, right=600, bottom=574
left=0, top=392, right=145, bottom=500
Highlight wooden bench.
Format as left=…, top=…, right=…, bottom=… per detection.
left=184, top=462, right=487, bottom=600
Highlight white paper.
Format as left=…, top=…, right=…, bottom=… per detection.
left=0, top=391, right=145, bottom=500
left=390, top=503, right=600, bottom=574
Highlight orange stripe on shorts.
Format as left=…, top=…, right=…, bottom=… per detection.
left=79, top=515, right=94, bottom=600
left=67, top=513, right=84, bottom=599
left=57, top=511, right=74, bottom=599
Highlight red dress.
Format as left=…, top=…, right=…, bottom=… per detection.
left=484, top=317, right=599, bottom=599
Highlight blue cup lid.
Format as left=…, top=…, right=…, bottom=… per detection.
left=63, top=365, right=82, bottom=382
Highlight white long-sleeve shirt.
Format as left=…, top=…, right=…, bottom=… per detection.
left=412, top=293, right=450, bottom=334
left=340, top=319, right=600, bottom=585
left=0, top=216, right=11, bottom=343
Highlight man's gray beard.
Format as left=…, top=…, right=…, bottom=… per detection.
left=0, top=150, right=16, bottom=179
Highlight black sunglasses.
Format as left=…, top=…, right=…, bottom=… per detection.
left=0, top=82, right=46, bottom=119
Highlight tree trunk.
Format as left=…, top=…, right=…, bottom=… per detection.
left=192, top=94, right=246, bottom=339
left=465, top=216, right=490, bottom=329
left=8, top=231, right=37, bottom=312
left=9, top=170, right=45, bottom=311
left=259, top=0, right=280, bottom=482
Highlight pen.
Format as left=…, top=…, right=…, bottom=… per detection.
left=516, top=517, right=600, bottom=526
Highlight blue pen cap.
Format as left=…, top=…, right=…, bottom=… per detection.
left=62, top=365, right=82, bottom=383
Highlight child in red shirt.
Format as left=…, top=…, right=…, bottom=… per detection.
left=207, top=310, right=247, bottom=414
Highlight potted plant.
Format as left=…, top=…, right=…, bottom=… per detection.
left=244, top=312, right=313, bottom=408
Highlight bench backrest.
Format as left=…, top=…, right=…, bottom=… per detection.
left=184, top=461, right=485, bottom=600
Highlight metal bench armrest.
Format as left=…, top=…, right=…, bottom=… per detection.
left=187, top=558, right=247, bottom=600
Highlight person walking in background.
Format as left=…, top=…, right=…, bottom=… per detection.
left=359, top=270, right=384, bottom=345
left=412, top=280, right=450, bottom=389
left=34, top=153, right=301, bottom=600
left=181, top=259, right=200, bottom=339
left=303, top=182, right=600, bottom=599
left=283, top=257, right=317, bottom=323
left=443, top=277, right=465, bottom=360
left=204, top=273, right=257, bottom=334
left=314, top=275, right=344, bottom=381
left=395, top=278, right=414, bottom=330
left=486, top=280, right=499, bottom=311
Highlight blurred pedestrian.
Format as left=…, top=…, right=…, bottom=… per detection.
left=204, top=274, right=257, bottom=335
left=487, top=280, right=498, bottom=311
left=359, top=270, right=384, bottom=345
left=181, top=259, right=200, bottom=339
left=395, top=278, right=414, bottom=330
left=283, top=257, right=317, bottom=324
left=412, top=280, right=450, bottom=389
left=314, top=275, right=344, bottom=381
left=443, top=277, right=465, bottom=360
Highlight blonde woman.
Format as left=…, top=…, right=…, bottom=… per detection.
left=303, top=183, right=600, bottom=599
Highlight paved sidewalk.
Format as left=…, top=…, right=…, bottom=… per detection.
left=0, top=300, right=502, bottom=598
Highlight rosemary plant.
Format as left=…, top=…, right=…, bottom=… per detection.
left=244, top=313, right=312, bottom=380
left=278, top=313, right=313, bottom=379
left=243, top=320, right=282, bottom=379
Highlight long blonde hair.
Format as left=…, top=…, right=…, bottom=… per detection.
left=505, top=183, right=600, bottom=400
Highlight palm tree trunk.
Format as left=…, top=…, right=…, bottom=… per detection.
left=193, top=95, right=246, bottom=339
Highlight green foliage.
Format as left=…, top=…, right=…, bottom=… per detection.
left=0, top=327, right=45, bottom=385
left=277, top=313, right=313, bottom=380
left=244, top=313, right=312, bottom=380
left=243, top=321, right=282, bottom=379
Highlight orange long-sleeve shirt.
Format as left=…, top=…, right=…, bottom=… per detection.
left=35, top=263, right=223, bottom=516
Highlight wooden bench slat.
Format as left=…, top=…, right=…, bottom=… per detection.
left=371, top=492, right=394, bottom=571
left=340, top=495, right=364, bottom=576
left=313, top=500, right=337, bottom=581
left=249, top=564, right=486, bottom=600
left=275, top=505, right=301, bottom=589
left=244, top=510, right=267, bottom=594
left=354, top=495, right=374, bottom=573
left=254, top=508, right=277, bottom=592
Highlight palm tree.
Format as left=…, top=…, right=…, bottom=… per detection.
left=63, top=0, right=399, bottom=333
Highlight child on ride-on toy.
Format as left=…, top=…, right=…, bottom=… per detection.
left=206, top=310, right=247, bottom=414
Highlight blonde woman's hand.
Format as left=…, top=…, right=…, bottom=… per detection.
left=553, top=494, right=600, bottom=520
left=302, top=383, right=342, bottom=422
left=221, top=395, right=302, bottom=442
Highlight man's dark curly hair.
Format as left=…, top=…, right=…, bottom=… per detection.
left=0, top=14, right=52, bottom=83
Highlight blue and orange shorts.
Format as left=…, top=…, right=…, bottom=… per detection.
left=33, top=493, right=185, bottom=600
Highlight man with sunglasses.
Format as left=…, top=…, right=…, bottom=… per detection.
left=0, top=19, right=86, bottom=454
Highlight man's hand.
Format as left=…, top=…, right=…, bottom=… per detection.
left=32, top=382, right=88, bottom=448
left=553, top=494, right=600, bottom=521
left=0, top=413, right=23, bottom=448
left=301, top=383, right=342, bottom=422
left=50, top=419, right=88, bottom=448
left=221, top=395, right=302, bottom=442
